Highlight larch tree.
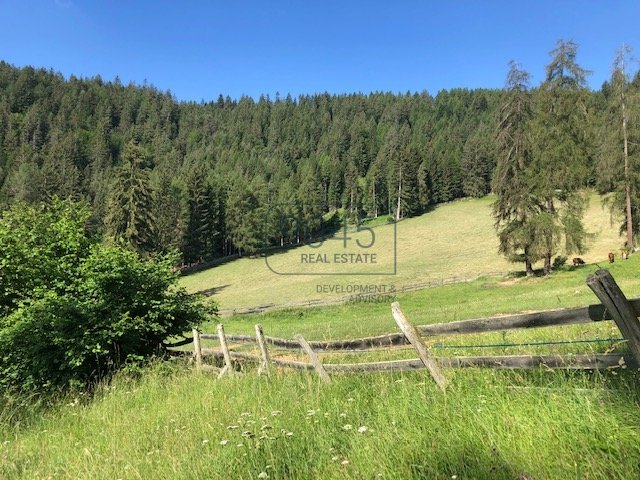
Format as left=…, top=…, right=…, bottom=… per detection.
left=532, top=40, right=591, bottom=274
left=493, top=61, right=540, bottom=276
left=601, top=45, right=639, bottom=250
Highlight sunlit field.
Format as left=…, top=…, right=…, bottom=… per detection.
left=181, top=192, right=624, bottom=312
left=3, top=244, right=640, bottom=480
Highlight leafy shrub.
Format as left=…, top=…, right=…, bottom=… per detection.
left=553, top=255, right=568, bottom=269
left=0, top=199, right=214, bottom=392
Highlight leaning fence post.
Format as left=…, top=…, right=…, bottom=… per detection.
left=192, top=328, right=202, bottom=371
left=255, top=324, right=271, bottom=377
left=294, top=334, right=331, bottom=383
left=587, top=269, right=640, bottom=365
left=217, top=323, right=233, bottom=379
left=392, top=302, right=447, bottom=391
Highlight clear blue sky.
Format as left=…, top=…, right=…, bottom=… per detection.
left=1, top=1, right=640, bottom=102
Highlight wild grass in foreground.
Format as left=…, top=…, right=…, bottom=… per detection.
left=3, top=256, right=640, bottom=479
left=1, top=363, right=640, bottom=480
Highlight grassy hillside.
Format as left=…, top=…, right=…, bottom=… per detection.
left=181, top=193, right=625, bottom=312
left=212, top=253, right=640, bottom=342
left=3, top=250, right=640, bottom=479
left=3, top=194, right=639, bottom=480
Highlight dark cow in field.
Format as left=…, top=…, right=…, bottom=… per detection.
left=608, top=252, right=615, bottom=263
left=572, top=257, right=585, bottom=266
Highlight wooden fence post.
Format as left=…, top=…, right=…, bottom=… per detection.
left=294, top=334, right=331, bottom=383
left=192, top=328, right=202, bottom=371
left=217, top=323, right=233, bottom=379
left=255, top=324, right=271, bottom=377
left=392, top=302, right=448, bottom=391
left=587, top=269, right=640, bottom=365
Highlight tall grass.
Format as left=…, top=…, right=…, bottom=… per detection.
left=2, top=364, right=639, bottom=479
left=2, top=249, right=639, bottom=479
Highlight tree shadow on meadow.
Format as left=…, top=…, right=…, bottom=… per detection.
left=403, top=440, right=532, bottom=480
left=193, top=284, right=231, bottom=297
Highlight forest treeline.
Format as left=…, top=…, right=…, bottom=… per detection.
left=0, top=43, right=637, bottom=265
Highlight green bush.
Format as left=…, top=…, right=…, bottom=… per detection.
left=0, top=199, right=214, bottom=392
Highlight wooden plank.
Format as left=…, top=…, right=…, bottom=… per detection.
left=197, top=348, right=636, bottom=372
left=217, top=324, right=233, bottom=379
left=418, top=302, right=617, bottom=337
left=163, top=337, right=194, bottom=348
left=392, top=302, right=447, bottom=391
left=324, top=354, right=636, bottom=373
left=200, top=348, right=314, bottom=370
left=192, top=328, right=202, bottom=371
left=587, top=270, right=640, bottom=364
left=294, top=334, right=331, bottom=383
left=440, top=353, right=636, bottom=369
left=200, top=300, right=640, bottom=351
left=255, top=324, right=271, bottom=377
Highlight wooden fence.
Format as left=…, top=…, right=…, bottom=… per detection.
left=218, top=271, right=509, bottom=316
left=179, top=269, right=640, bottom=390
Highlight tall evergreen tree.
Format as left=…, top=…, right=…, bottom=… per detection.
left=600, top=45, right=639, bottom=249
left=493, top=61, right=540, bottom=276
left=105, top=141, right=156, bottom=253
left=533, top=40, right=591, bottom=273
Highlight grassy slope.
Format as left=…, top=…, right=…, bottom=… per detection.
left=3, top=255, right=640, bottom=479
left=2, top=194, right=639, bottom=480
left=181, top=193, right=624, bottom=311
left=217, top=255, right=640, bottom=341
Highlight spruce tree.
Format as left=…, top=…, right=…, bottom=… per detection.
left=533, top=40, right=591, bottom=273
left=105, top=141, right=156, bottom=254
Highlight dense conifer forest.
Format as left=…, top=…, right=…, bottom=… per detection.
left=0, top=46, right=637, bottom=265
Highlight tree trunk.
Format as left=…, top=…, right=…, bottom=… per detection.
left=622, top=78, right=634, bottom=249
left=524, top=247, right=534, bottom=276
left=543, top=254, right=551, bottom=275
left=396, top=167, right=402, bottom=221
left=372, top=180, right=377, bottom=218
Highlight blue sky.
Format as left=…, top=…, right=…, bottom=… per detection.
left=1, top=1, right=640, bottom=102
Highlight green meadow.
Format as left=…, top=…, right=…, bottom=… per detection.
left=181, top=193, right=624, bottom=313
left=2, top=248, right=640, bottom=479
left=3, top=193, right=639, bottom=480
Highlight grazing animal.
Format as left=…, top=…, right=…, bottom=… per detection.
left=608, top=252, right=615, bottom=263
left=572, top=257, right=585, bottom=266
left=621, top=249, right=630, bottom=260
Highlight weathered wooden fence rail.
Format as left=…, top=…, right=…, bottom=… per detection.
left=178, top=269, right=640, bottom=389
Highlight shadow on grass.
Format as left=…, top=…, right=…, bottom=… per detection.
left=193, top=284, right=231, bottom=297
left=406, top=440, right=530, bottom=480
